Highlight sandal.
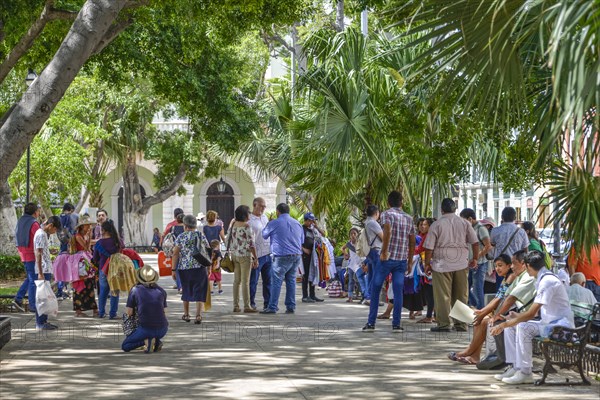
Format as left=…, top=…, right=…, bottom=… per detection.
left=182, top=314, right=191, bottom=322
left=456, top=356, right=478, bottom=365
left=377, top=314, right=390, bottom=319
left=417, top=317, right=433, bottom=323
left=194, top=315, right=202, bottom=325
left=447, top=352, right=459, bottom=362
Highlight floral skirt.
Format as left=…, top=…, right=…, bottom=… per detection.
left=73, top=277, right=98, bottom=312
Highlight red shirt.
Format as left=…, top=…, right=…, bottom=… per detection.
left=17, top=222, right=40, bottom=262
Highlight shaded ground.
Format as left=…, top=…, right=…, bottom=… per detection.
left=1, top=255, right=599, bottom=399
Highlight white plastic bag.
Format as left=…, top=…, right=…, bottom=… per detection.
left=35, top=280, right=59, bottom=317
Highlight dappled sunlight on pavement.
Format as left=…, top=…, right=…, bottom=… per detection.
left=1, top=255, right=598, bottom=399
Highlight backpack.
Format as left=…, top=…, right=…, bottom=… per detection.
left=162, top=226, right=180, bottom=258
left=540, top=241, right=554, bottom=269
left=356, top=228, right=375, bottom=257
left=58, top=214, right=73, bottom=246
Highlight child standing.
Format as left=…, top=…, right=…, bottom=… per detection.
left=209, top=240, right=223, bottom=294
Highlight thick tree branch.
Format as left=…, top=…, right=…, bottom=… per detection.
left=260, top=26, right=295, bottom=54
left=91, top=18, right=134, bottom=55
left=139, top=163, right=188, bottom=214
left=0, top=0, right=78, bottom=84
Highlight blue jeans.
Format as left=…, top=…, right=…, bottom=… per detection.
left=16, top=261, right=32, bottom=306
left=98, top=270, right=119, bottom=318
left=250, top=255, right=272, bottom=309
left=122, top=325, right=168, bottom=352
left=586, top=280, right=600, bottom=302
left=355, top=267, right=370, bottom=300
left=366, top=248, right=380, bottom=292
left=468, top=262, right=488, bottom=309
left=24, top=263, right=52, bottom=327
left=267, top=255, right=300, bottom=312
left=346, top=269, right=356, bottom=299
left=368, top=259, right=407, bottom=327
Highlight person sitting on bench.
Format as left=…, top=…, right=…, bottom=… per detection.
left=490, top=250, right=574, bottom=385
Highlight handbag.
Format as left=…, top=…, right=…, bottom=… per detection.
left=192, top=232, right=212, bottom=267
left=122, top=311, right=139, bottom=336
left=220, top=228, right=235, bottom=273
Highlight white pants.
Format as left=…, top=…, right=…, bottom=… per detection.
left=484, top=324, right=496, bottom=358
left=504, top=321, right=542, bottom=375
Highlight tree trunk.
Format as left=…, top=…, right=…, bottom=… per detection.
left=0, top=181, right=18, bottom=256
left=335, top=0, right=344, bottom=32
left=122, top=152, right=146, bottom=246
left=0, top=0, right=127, bottom=185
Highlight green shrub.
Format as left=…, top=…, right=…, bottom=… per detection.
left=0, top=255, right=24, bottom=280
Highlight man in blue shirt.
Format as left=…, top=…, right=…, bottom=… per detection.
left=260, top=203, right=304, bottom=314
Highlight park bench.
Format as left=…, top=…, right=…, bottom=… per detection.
left=533, top=302, right=600, bottom=386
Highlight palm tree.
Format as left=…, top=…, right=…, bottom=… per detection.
left=388, top=0, right=600, bottom=253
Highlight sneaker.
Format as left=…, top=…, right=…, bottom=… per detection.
left=362, top=323, right=375, bottom=332
left=285, top=309, right=295, bottom=314
left=109, top=315, right=119, bottom=320
left=11, top=300, right=25, bottom=312
left=502, top=370, right=533, bottom=385
left=302, top=297, right=316, bottom=303
left=362, top=300, right=371, bottom=305
left=494, top=366, right=516, bottom=381
left=392, top=325, right=404, bottom=332
left=218, top=290, right=223, bottom=294
left=36, top=323, right=58, bottom=330
left=310, top=296, right=325, bottom=302
left=259, top=309, right=276, bottom=314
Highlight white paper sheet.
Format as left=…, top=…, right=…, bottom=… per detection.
left=449, top=300, right=476, bottom=324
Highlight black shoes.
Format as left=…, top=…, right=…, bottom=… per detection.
left=302, top=297, right=315, bottom=303
left=362, top=323, right=375, bottom=332
left=392, top=325, right=404, bottom=332
left=311, top=296, right=324, bottom=302
left=285, top=309, right=295, bottom=314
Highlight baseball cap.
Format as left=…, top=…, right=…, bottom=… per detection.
left=304, top=212, right=316, bottom=221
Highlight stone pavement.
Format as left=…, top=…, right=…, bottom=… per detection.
left=1, top=255, right=599, bottom=399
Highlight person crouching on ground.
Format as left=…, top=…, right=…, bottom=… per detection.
left=490, top=250, right=574, bottom=384
left=122, top=265, right=168, bottom=353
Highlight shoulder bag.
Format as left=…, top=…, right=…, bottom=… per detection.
left=220, top=227, right=235, bottom=273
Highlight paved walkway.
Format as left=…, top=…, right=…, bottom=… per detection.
left=1, top=255, right=598, bottom=399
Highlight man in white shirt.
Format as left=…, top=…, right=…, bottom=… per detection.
left=248, top=197, right=272, bottom=311
left=568, top=272, right=598, bottom=306
left=491, top=250, right=574, bottom=384
left=33, top=216, right=62, bottom=330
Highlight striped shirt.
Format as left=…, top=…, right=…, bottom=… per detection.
left=380, top=207, right=415, bottom=260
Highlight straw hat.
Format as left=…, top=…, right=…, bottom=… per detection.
left=137, top=265, right=159, bottom=285
left=76, top=215, right=94, bottom=229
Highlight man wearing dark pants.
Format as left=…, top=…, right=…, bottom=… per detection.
left=301, top=212, right=325, bottom=303
left=424, top=198, right=479, bottom=332
left=260, top=203, right=304, bottom=314
left=248, top=197, right=272, bottom=311
left=363, top=191, right=416, bottom=332
left=13, top=203, right=41, bottom=312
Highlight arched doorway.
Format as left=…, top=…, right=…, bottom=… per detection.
left=117, top=185, right=146, bottom=239
left=206, top=181, right=235, bottom=227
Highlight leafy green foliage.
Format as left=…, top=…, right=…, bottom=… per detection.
left=0, top=255, right=24, bottom=280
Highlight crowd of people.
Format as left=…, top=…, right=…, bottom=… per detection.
left=11, top=193, right=600, bottom=381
